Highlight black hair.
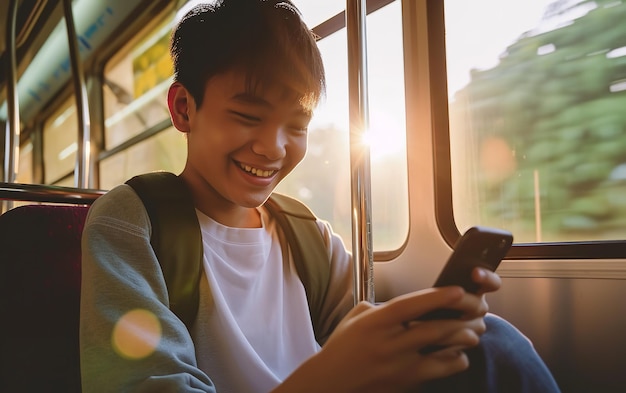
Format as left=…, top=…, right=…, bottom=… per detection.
left=170, top=0, right=326, bottom=112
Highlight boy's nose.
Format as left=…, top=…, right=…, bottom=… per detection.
left=251, top=126, right=288, bottom=160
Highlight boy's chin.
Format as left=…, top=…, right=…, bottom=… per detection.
left=234, top=192, right=274, bottom=208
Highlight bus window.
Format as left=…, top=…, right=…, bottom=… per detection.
left=443, top=0, right=626, bottom=243
left=278, top=0, right=409, bottom=254
left=292, top=0, right=345, bottom=28
left=99, top=127, right=186, bottom=188
left=103, top=17, right=173, bottom=150
left=43, top=97, right=77, bottom=184
left=100, top=13, right=183, bottom=189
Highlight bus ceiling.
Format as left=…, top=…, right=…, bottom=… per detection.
left=0, top=0, right=61, bottom=111
left=0, top=0, right=161, bottom=126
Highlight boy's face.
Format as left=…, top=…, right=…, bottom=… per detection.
left=172, top=71, right=312, bottom=225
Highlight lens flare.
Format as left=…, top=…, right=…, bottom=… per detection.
left=112, top=309, right=162, bottom=360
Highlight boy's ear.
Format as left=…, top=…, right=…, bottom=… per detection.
left=167, top=82, right=192, bottom=132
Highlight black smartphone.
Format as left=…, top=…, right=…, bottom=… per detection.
left=417, top=226, right=513, bottom=354
left=419, top=226, right=513, bottom=321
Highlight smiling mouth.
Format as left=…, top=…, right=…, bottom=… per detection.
left=237, top=162, right=277, bottom=178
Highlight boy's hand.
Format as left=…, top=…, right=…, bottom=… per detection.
left=278, top=270, right=503, bottom=393
left=305, top=287, right=487, bottom=393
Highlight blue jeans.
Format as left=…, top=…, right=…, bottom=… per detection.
left=422, top=314, right=561, bottom=393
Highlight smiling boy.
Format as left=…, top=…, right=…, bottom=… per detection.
left=79, top=1, right=561, bottom=392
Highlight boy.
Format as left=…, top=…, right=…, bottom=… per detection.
left=80, top=1, right=560, bottom=392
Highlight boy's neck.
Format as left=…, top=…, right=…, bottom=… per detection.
left=209, top=205, right=262, bottom=229
left=179, top=170, right=262, bottom=228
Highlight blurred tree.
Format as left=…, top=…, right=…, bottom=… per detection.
left=450, top=0, right=626, bottom=240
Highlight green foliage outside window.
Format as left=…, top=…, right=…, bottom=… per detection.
left=450, top=0, right=626, bottom=241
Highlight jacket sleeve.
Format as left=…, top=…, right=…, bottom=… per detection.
left=80, top=185, right=216, bottom=393
left=313, top=220, right=355, bottom=345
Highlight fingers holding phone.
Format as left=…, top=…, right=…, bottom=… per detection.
left=406, top=290, right=488, bottom=355
left=471, top=266, right=502, bottom=295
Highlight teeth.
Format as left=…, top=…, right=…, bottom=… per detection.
left=240, top=163, right=275, bottom=178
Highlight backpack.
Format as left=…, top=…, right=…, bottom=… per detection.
left=126, top=172, right=331, bottom=342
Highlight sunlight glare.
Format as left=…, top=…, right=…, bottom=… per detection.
left=361, top=113, right=406, bottom=161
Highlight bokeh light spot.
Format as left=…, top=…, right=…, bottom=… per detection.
left=480, top=137, right=516, bottom=183
left=112, top=309, right=162, bottom=360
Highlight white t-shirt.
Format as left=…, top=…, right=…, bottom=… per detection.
left=192, top=207, right=320, bottom=393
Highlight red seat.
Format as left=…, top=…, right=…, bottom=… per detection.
left=0, top=204, right=89, bottom=393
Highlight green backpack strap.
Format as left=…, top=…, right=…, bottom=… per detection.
left=265, top=193, right=331, bottom=341
left=125, top=172, right=203, bottom=331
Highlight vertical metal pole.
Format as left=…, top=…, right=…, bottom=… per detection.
left=346, top=0, right=375, bottom=304
left=63, top=0, right=91, bottom=188
left=3, top=0, right=20, bottom=212
left=4, top=0, right=20, bottom=184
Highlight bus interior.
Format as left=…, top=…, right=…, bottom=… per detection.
left=1, top=0, right=626, bottom=392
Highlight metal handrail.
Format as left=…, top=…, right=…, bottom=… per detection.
left=62, top=0, right=91, bottom=188
left=347, top=0, right=374, bottom=305
left=0, top=182, right=105, bottom=205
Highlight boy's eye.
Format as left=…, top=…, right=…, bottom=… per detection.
left=232, top=111, right=261, bottom=122
left=289, top=124, right=308, bottom=133
left=230, top=110, right=308, bottom=133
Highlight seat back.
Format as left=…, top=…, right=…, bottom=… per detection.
left=0, top=204, right=89, bottom=393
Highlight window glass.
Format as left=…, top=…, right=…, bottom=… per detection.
left=100, top=11, right=181, bottom=190
left=43, top=97, right=77, bottom=184
left=179, top=0, right=344, bottom=29
left=99, top=126, right=186, bottom=189
left=445, top=0, right=626, bottom=242
left=16, top=141, right=33, bottom=184
left=103, top=17, right=173, bottom=150
left=292, top=0, right=345, bottom=28
left=54, top=176, right=77, bottom=188
left=277, top=1, right=408, bottom=252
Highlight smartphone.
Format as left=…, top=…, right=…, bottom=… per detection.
left=416, top=226, right=513, bottom=354
left=419, top=226, right=513, bottom=321
left=433, top=226, right=513, bottom=292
